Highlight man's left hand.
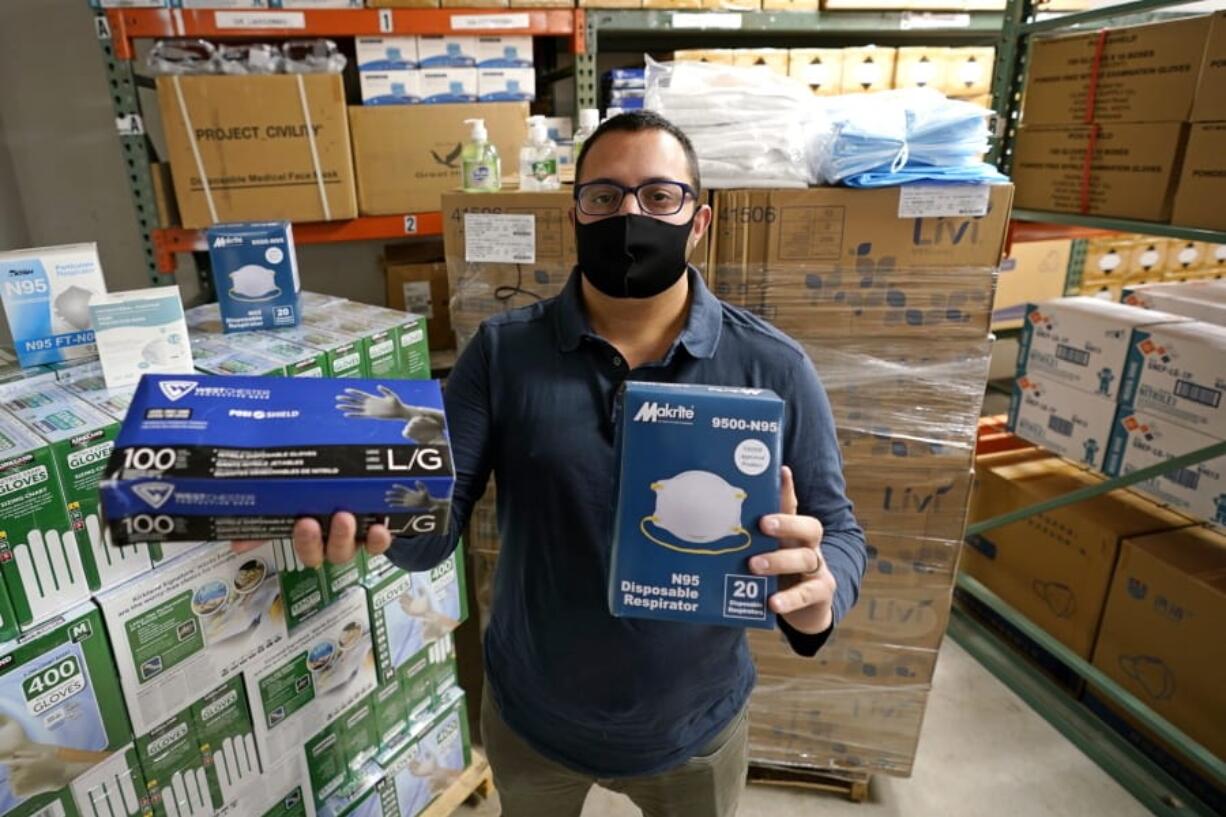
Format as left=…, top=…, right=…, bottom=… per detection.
left=750, top=466, right=837, bottom=635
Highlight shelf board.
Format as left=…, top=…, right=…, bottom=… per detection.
left=1020, top=0, right=1195, bottom=34
left=105, top=7, right=576, bottom=59
left=152, top=213, right=443, bottom=271
left=590, top=9, right=1004, bottom=39
left=1011, top=210, right=1226, bottom=244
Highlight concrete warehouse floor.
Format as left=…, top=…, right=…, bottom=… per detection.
left=460, top=639, right=1149, bottom=817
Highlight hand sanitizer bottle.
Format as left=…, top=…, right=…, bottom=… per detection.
left=462, top=118, right=501, bottom=192
left=572, top=108, right=600, bottom=163
left=519, top=115, right=560, bottom=191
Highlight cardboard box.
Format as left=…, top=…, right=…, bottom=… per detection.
left=843, top=465, right=973, bottom=543
left=137, top=708, right=216, bottom=817
left=837, top=585, right=952, bottom=650
left=477, top=68, right=536, bottom=102
left=992, top=239, right=1073, bottom=329
left=1165, top=241, right=1208, bottom=275
left=416, top=36, right=477, bottom=68
left=762, top=0, right=816, bottom=8
left=349, top=102, right=528, bottom=215
left=321, top=302, right=431, bottom=379
left=1017, top=297, right=1190, bottom=399
left=1121, top=320, right=1226, bottom=440
left=386, top=254, right=451, bottom=351
left=191, top=677, right=262, bottom=808
left=751, top=627, right=939, bottom=688
left=355, top=37, right=418, bottom=71
left=946, top=47, right=995, bottom=97
left=359, top=71, right=424, bottom=105
left=1011, top=123, right=1188, bottom=222
left=260, top=324, right=367, bottom=378
left=1190, top=12, right=1226, bottom=121
left=1082, top=235, right=1136, bottom=285
left=380, top=696, right=471, bottom=817
left=787, top=48, right=844, bottom=95
left=156, top=75, right=357, bottom=229
left=1021, top=15, right=1212, bottom=125
left=1121, top=281, right=1226, bottom=327
left=473, top=35, right=533, bottom=68
left=1106, top=409, right=1225, bottom=524
left=964, top=453, right=1191, bottom=657
left=730, top=48, right=790, bottom=76
left=893, top=47, right=950, bottom=92
left=69, top=746, right=150, bottom=817
left=0, top=604, right=134, bottom=817
left=1008, top=373, right=1120, bottom=469
left=841, top=46, right=896, bottom=93
left=1129, top=240, right=1168, bottom=278
left=674, top=49, right=735, bottom=64
left=1171, top=122, right=1226, bottom=232
left=1091, top=526, right=1226, bottom=763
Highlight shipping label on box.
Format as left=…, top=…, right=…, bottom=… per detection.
left=477, top=68, right=535, bottom=102
left=1018, top=297, right=1190, bottom=399
left=416, top=36, right=477, bottom=68
left=1171, top=123, right=1226, bottom=232
left=420, top=69, right=478, bottom=104
left=360, top=71, right=424, bottom=105
left=474, top=35, right=532, bottom=67
left=208, top=222, right=302, bottom=333
left=191, top=677, right=262, bottom=808
left=1, top=383, right=156, bottom=594
left=610, top=382, right=782, bottom=628
left=246, top=588, right=377, bottom=763
left=0, top=411, right=87, bottom=629
left=364, top=545, right=466, bottom=684
left=0, top=243, right=106, bottom=368
left=356, top=37, right=419, bottom=71
left=1122, top=321, right=1226, bottom=440
left=1009, top=374, right=1120, bottom=469
left=1106, top=410, right=1225, bottom=525
left=1022, top=15, right=1211, bottom=124
left=97, top=541, right=290, bottom=737
left=0, top=604, right=133, bottom=817
left=381, top=696, right=470, bottom=817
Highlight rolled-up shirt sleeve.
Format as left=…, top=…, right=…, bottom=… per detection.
left=388, top=324, right=494, bottom=571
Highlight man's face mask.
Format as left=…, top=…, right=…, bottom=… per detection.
left=640, top=470, right=751, bottom=555
left=576, top=214, right=695, bottom=299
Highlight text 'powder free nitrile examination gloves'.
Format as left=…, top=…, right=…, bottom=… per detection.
left=98, top=375, right=455, bottom=546
left=611, top=382, right=784, bottom=629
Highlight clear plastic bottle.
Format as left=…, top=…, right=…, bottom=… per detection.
left=571, top=108, right=600, bottom=162
left=462, top=118, right=501, bottom=192
left=519, top=115, right=560, bottom=191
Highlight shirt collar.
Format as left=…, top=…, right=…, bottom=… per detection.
left=553, top=266, right=722, bottom=360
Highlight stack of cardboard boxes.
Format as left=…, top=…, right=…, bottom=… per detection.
left=1075, top=235, right=1226, bottom=303
left=1012, top=12, right=1226, bottom=226
left=1010, top=294, right=1226, bottom=527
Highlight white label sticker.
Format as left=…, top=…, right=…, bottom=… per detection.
left=451, top=13, right=531, bottom=31
left=379, top=9, right=393, bottom=33
left=115, top=114, right=145, bottom=137
left=899, top=12, right=971, bottom=30
left=671, top=12, right=742, bottom=30
left=402, top=281, right=434, bottom=319
left=214, top=11, right=306, bottom=30
left=898, top=185, right=991, bottom=218
left=464, top=214, right=535, bottom=264
left=403, top=215, right=418, bottom=235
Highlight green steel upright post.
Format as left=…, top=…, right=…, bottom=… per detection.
left=576, top=12, right=599, bottom=117
left=94, top=13, right=166, bottom=286
left=987, top=0, right=1034, bottom=171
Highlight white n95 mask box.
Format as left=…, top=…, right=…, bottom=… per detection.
left=359, top=71, right=423, bottom=106
left=0, top=243, right=107, bottom=368
left=1120, top=320, right=1226, bottom=441
left=419, top=69, right=478, bottom=104
left=99, top=374, right=454, bottom=545
left=1009, top=373, right=1120, bottom=469
left=477, top=69, right=535, bottom=102
left=416, top=36, right=476, bottom=68
left=206, top=222, right=301, bottom=334
left=356, top=37, right=418, bottom=72
left=611, top=382, right=783, bottom=629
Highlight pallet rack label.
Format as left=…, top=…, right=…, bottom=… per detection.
left=451, top=14, right=531, bottom=32
left=671, top=13, right=743, bottom=30
left=214, top=12, right=306, bottom=31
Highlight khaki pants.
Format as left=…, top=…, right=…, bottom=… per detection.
left=481, top=689, right=748, bottom=817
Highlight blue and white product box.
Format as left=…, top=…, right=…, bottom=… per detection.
left=207, top=222, right=301, bottom=333
left=356, top=37, right=419, bottom=71
left=1121, top=320, right=1226, bottom=441
left=1105, top=409, right=1226, bottom=526
left=420, top=69, right=478, bottom=104
left=1018, top=297, right=1189, bottom=400
left=89, top=285, right=194, bottom=390
left=360, top=71, right=423, bottom=106
left=382, top=696, right=470, bottom=817
left=1008, top=372, right=1120, bottom=469
left=477, top=68, right=535, bottom=102
left=473, top=36, right=533, bottom=68
left=0, top=243, right=107, bottom=367
left=99, top=375, right=455, bottom=545
left=610, top=382, right=783, bottom=629
left=1122, top=281, right=1226, bottom=327
left=416, top=36, right=476, bottom=68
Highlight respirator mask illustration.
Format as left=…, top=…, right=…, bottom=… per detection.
left=640, top=470, right=752, bottom=555
left=227, top=265, right=281, bottom=302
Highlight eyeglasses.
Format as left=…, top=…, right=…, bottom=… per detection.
left=574, top=180, right=697, bottom=217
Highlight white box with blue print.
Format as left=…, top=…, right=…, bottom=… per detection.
left=360, top=71, right=423, bottom=106
left=1008, top=372, right=1120, bottom=470
left=473, top=36, right=533, bottom=68
left=416, top=36, right=476, bottom=68
left=419, top=69, right=478, bottom=104
left=1119, top=320, right=1226, bottom=441
left=610, top=382, right=782, bottom=629
left=477, top=69, right=535, bottom=102
left=356, top=38, right=418, bottom=72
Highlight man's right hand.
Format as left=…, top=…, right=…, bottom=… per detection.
left=232, top=512, right=392, bottom=568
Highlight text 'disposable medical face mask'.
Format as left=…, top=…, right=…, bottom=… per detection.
left=611, top=381, right=784, bottom=629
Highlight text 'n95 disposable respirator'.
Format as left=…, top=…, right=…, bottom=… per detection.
left=98, top=375, right=455, bottom=545
left=611, top=381, right=783, bottom=629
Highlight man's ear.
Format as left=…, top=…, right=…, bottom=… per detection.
left=568, top=205, right=576, bottom=229
left=690, top=201, right=713, bottom=243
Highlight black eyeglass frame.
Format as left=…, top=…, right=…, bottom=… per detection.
left=573, top=179, right=699, bottom=218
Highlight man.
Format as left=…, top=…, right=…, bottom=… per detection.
left=282, top=111, right=866, bottom=816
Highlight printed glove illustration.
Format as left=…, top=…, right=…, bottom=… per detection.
left=87, top=513, right=147, bottom=589
left=0, top=715, right=110, bottom=798
left=1032, top=580, right=1076, bottom=618
left=385, top=482, right=445, bottom=512
left=13, top=528, right=89, bottom=624
left=1119, top=655, right=1176, bottom=701
left=334, top=387, right=447, bottom=444
left=162, top=768, right=214, bottom=817
left=398, top=587, right=460, bottom=642
left=409, top=751, right=456, bottom=799
left=213, top=733, right=260, bottom=802
left=72, top=751, right=144, bottom=817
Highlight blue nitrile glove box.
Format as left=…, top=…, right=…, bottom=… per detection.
left=610, top=381, right=783, bottom=629
left=100, top=374, right=454, bottom=545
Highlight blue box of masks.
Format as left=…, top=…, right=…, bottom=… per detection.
left=206, top=221, right=301, bottom=333
left=610, top=381, right=783, bottom=629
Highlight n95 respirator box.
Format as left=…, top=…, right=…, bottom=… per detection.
left=99, top=375, right=454, bottom=545
left=0, top=243, right=107, bottom=368
left=206, top=222, right=301, bottom=334
left=610, top=382, right=783, bottom=629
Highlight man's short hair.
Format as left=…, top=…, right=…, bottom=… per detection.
left=574, top=110, right=702, bottom=195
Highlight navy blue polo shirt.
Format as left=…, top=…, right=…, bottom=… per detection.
left=389, top=267, right=866, bottom=778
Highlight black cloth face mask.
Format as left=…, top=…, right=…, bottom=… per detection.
left=576, top=214, right=694, bottom=299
